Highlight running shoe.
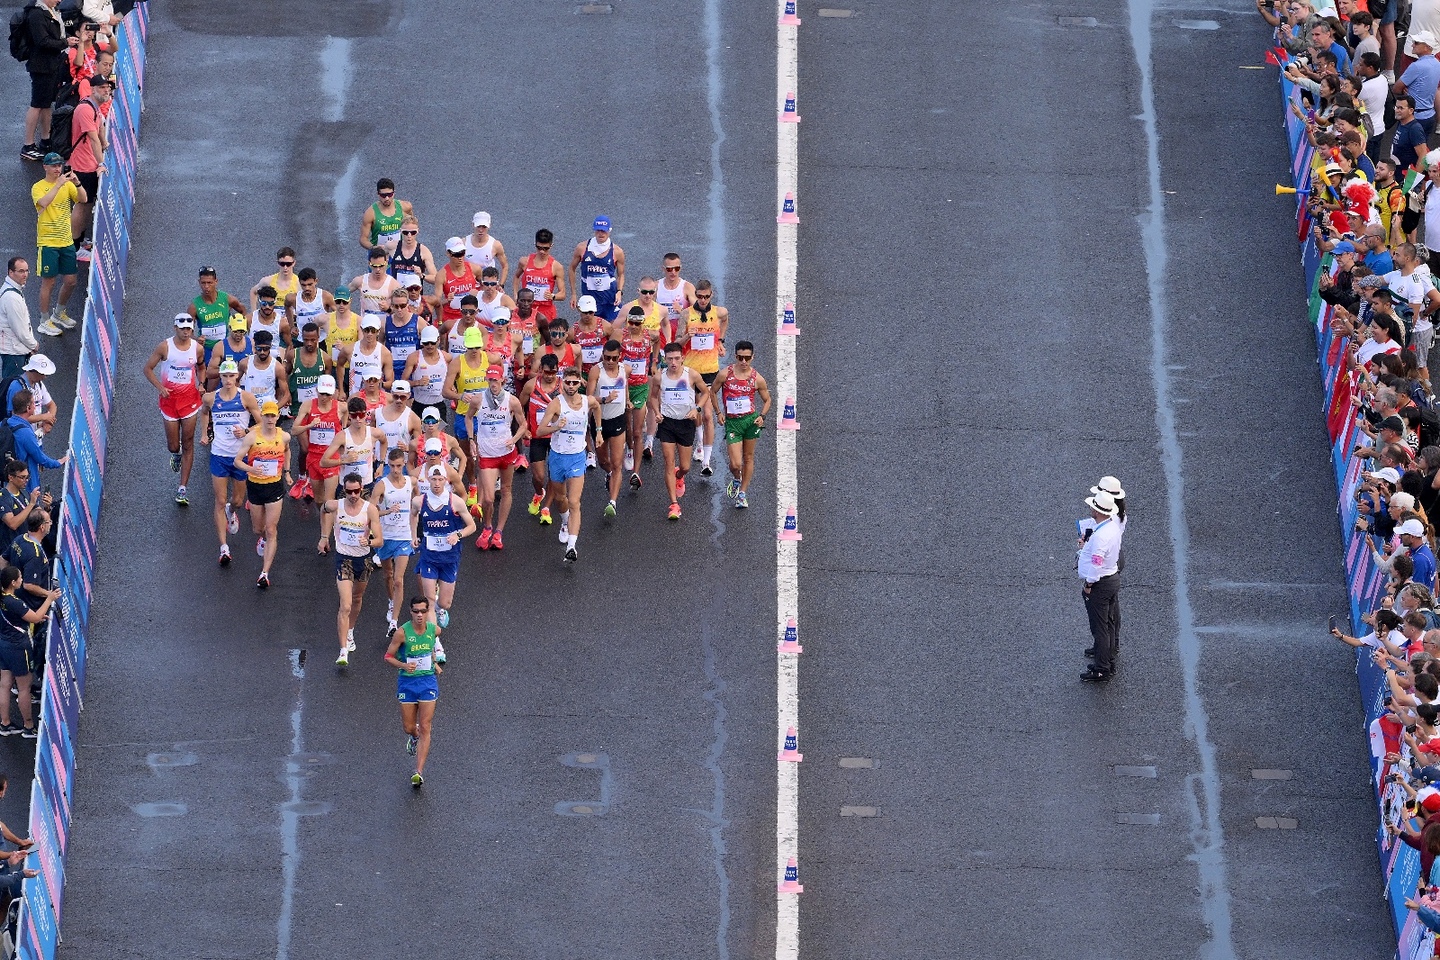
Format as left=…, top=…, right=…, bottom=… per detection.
left=465, top=485, right=479, bottom=516
left=693, top=446, right=703, bottom=462
left=19, top=727, right=36, bottom=740
left=406, top=733, right=418, bottom=756
left=19, top=145, right=43, bottom=161
left=700, top=461, right=713, bottom=477
left=725, top=478, right=740, bottom=500
left=256, top=536, right=266, bottom=557
left=624, top=449, right=634, bottom=472
left=54, top=309, right=75, bottom=330
left=604, top=500, right=616, bottom=518
left=515, top=454, right=529, bottom=474
left=434, top=638, right=447, bottom=662
left=586, top=451, right=597, bottom=470
left=528, top=494, right=542, bottom=516
left=256, top=572, right=270, bottom=590
left=538, top=507, right=552, bottom=525
left=386, top=619, right=398, bottom=636
left=174, top=485, right=189, bottom=506
left=170, top=451, right=182, bottom=473
left=225, top=503, right=239, bottom=534
left=490, top=531, right=504, bottom=550
left=346, top=629, right=356, bottom=653
left=301, top=476, right=315, bottom=502
left=411, top=773, right=424, bottom=788
left=75, top=241, right=92, bottom=264
left=437, top=609, right=450, bottom=630
left=559, top=519, right=569, bottom=543
left=218, top=544, right=231, bottom=567
left=36, top=318, right=62, bottom=338
left=629, top=472, right=642, bottom=490
left=387, top=599, right=395, bottom=621
left=642, top=442, right=654, bottom=461
left=0, top=724, right=18, bottom=737
left=288, top=477, right=308, bottom=500
left=735, top=491, right=748, bottom=509
left=564, top=545, right=578, bottom=563
left=476, top=527, right=493, bottom=550
left=668, top=502, right=681, bottom=520
left=676, top=473, right=686, bottom=500
left=335, top=649, right=348, bottom=666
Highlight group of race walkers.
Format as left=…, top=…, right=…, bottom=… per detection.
left=139, top=182, right=771, bottom=785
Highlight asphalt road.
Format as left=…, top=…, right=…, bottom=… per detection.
left=0, top=0, right=1396, bottom=959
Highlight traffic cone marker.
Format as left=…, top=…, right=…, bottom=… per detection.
left=778, top=726, right=803, bottom=762
left=778, top=302, right=799, bottom=336
left=780, top=0, right=801, bottom=25
left=778, top=505, right=803, bottom=541
left=777, top=192, right=800, bottom=225
left=780, top=91, right=801, bottom=123
left=779, top=397, right=799, bottom=430
left=778, top=856, right=804, bottom=893
left=778, top=617, right=802, bottom=654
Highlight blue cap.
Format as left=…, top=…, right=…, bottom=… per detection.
left=41, top=152, right=64, bottom=166
left=333, top=285, right=351, bottom=301
left=593, top=216, right=611, bottom=232
left=1333, top=241, right=1358, bottom=256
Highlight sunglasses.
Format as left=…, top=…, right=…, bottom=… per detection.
left=259, top=300, right=275, bottom=307
left=401, top=230, right=418, bottom=236
left=378, top=191, right=394, bottom=198
left=735, top=355, right=753, bottom=361
left=664, top=266, right=681, bottom=272
left=563, top=380, right=583, bottom=387
left=277, top=260, right=294, bottom=267
left=449, top=251, right=464, bottom=257
left=550, top=330, right=566, bottom=336
left=639, top=289, right=656, bottom=295
left=344, top=488, right=363, bottom=495
left=627, top=320, right=643, bottom=326
left=603, top=354, right=620, bottom=360
left=536, top=244, right=552, bottom=251
left=462, top=308, right=478, bottom=315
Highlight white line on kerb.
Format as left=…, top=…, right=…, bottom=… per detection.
left=775, top=9, right=801, bottom=960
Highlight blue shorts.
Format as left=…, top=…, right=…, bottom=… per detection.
left=415, top=552, right=460, bottom=584
left=376, top=539, right=414, bottom=561
left=210, top=453, right=248, bottom=482
left=547, top=450, right=587, bottom=482
left=453, top=414, right=473, bottom=440
left=593, top=293, right=619, bottom=323
left=397, top=672, right=439, bottom=703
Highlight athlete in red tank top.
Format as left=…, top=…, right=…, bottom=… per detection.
left=438, top=258, right=480, bottom=324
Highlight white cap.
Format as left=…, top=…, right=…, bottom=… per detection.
left=420, top=325, right=440, bottom=343
left=1414, top=29, right=1439, bottom=48
left=391, top=379, right=411, bottom=395
left=427, top=464, right=447, bottom=478
left=173, top=313, right=194, bottom=328
left=317, top=374, right=337, bottom=395
left=472, top=211, right=491, bottom=228
left=1399, top=518, right=1428, bottom=538
left=398, top=272, right=422, bottom=289
left=492, top=307, right=511, bottom=323
left=22, top=355, right=54, bottom=376
left=420, top=406, right=442, bottom=422
left=360, top=313, right=384, bottom=330
left=577, top=295, right=597, bottom=313
left=423, top=437, right=444, bottom=455
left=445, top=236, right=466, bottom=254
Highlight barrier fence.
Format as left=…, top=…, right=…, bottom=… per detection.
left=1277, top=71, right=1437, bottom=959
left=16, top=6, right=149, bottom=957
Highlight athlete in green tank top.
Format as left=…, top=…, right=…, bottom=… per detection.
left=289, top=349, right=325, bottom=418
left=194, top=292, right=232, bottom=353
left=369, top=202, right=405, bottom=248
left=398, top=620, right=437, bottom=676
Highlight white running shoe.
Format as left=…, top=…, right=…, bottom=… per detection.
left=387, top=599, right=394, bottom=621
left=55, top=309, right=76, bottom=330
left=255, top=536, right=266, bottom=557
left=346, top=628, right=356, bottom=652
left=335, top=650, right=349, bottom=666
left=225, top=503, right=239, bottom=535
left=559, top=520, right=569, bottom=543
left=693, top=445, right=703, bottom=462
left=586, top=451, right=597, bottom=469
left=36, top=318, right=62, bottom=338
left=437, top=608, right=450, bottom=630
left=434, top=638, right=447, bottom=662
left=624, top=449, right=634, bottom=471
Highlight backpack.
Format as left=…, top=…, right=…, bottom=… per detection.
left=48, top=92, right=89, bottom=161
left=0, top=377, right=26, bottom=419
left=0, top=419, right=18, bottom=469
left=7, top=3, right=35, bottom=63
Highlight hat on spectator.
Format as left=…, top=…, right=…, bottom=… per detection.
left=218, top=359, right=239, bottom=376
left=391, top=379, right=411, bottom=395
left=1356, top=274, right=1389, bottom=290
left=421, top=407, right=442, bottom=424
left=473, top=211, right=491, bottom=228
left=334, top=286, right=352, bottom=301
left=420, top=325, right=439, bottom=343
left=423, top=437, right=444, bottom=455
left=41, top=152, right=63, bottom=166
left=1399, top=518, right=1427, bottom=538
left=577, top=295, right=598, bottom=313
left=1085, top=491, right=1119, bottom=517
left=360, top=313, right=384, bottom=330
left=173, top=313, right=194, bottom=328
left=1379, top=415, right=1406, bottom=434
left=22, top=355, right=54, bottom=376
left=1369, top=467, right=1403, bottom=484
left=446, top=236, right=466, bottom=254
left=317, top=375, right=337, bottom=395
left=1091, top=476, right=1125, bottom=500
left=1413, top=30, right=1438, bottom=48
left=1423, top=790, right=1440, bottom=813
left=1332, top=241, right=1358, bottom=256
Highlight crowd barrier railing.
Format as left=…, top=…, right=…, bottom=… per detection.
left=16, top=5, right=150, bottom=957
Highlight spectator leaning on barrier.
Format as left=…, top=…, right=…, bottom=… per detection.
left=0, top=260, right=36, bottom=380
left=9, top=355, right=56, bottom=442
left=5, top=391, right=64, bottom=495
left=19, top=0, right=74, bottom=163
left=0, top=462, right=48, bottom=564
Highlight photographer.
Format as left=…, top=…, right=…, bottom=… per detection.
left=29, top=155, right=84, bottom=336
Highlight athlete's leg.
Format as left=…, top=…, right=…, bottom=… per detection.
left=740, top=437, right=759, bottom=492
left=436, top=577, right=457, bottom=622
left=727, top=436, right=744, bottom=482
left=260, top=500, right=282, bottom=574
left=604, top=433, right=625, bottom=502
left=660, top=442, right=679, bottom=502
left=414, top=699, right=437, bottom=775
left=349, top=569, right=370, bottom=634
left=418, top=575, right=439, bottom=628
left=400, top=701, right=418, bottom=738
left=478, top=466, right=500, bottom=532
left=335, top=578, right=354, bottom=653
left=163, top=417, right=181, bottom=461
left=178, top=414, right=199, bottom=487
left=211, top=475, right=231, bottom=545
left=495, top=465, right=516, bottom=533
left=565, top=475, right=585, bottom=539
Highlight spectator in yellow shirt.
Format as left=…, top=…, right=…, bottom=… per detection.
left=30, top=153, right=82, bottom=336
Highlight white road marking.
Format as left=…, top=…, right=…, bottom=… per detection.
left=775, top=9, right=802, bottom=960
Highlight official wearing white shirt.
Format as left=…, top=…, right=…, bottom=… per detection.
left=1079, top=490, right=1123, bottom=682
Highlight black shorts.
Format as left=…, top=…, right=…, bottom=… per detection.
left=335, top=552, right=371, bottom=583
left=656, top=416, right=697, bottom=447
left=700, top=371, right=717, bottom=386
left=0, top=642, right=31, bottom=676
left=29, top=71, right=58, bottom=111
left=413, top=400, right=447, bottom=421
left=247, top=479, right=285, bottom=505
left=74, top=169, right=98, bottom=202
left=600, top=414, right=627, bottom=440
left=529, top=437, right=551, bottom=462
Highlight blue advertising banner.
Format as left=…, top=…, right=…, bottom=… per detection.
left=17, top=5, right=150, bottom=957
